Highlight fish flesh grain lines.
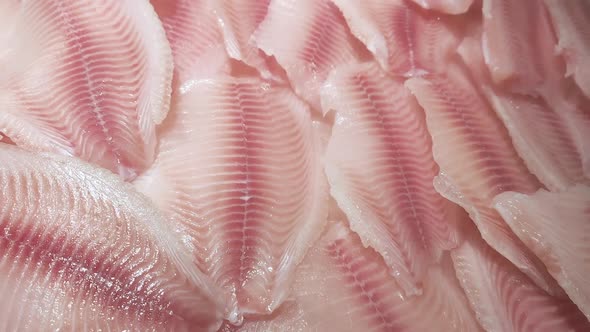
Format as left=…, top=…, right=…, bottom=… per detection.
left=0, top=0, right=589, bottom=330
left=322, top=62, right=458, bottom=295
left=134, top=76, right=329, bottom=322
left=0, top=144, right=224, bottom=331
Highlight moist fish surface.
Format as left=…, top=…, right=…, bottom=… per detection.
left=0, top=145, right=224, bottom=331
left=0, top=0, right=173, bottom=180
left=135, top=76, right=329, bottom=321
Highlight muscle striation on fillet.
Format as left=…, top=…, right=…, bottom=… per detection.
left=0, top=145, right=223, bottom=332
left=0, top=0, right=173, bottom=180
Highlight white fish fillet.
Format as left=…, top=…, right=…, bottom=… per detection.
left=452, top=224, right=590, bottom=332
left=495, top=185, right=590, bottom=320
left=458, top=36, right=589, bottom=191
left=331, top=0, right=460, bottom=77
left=230, top=220, right=481, bottom=331
left=0, top=145, right=224, bottom=331
left=151, top=0, right=230, bottom=88
left=322, top=63, right=459, bottom=295
left=543, top=0, right=590, bottom=99
left=135, top=76, right=329, bottom=321
left=254, top=0, right=367, bottom=111
left=405, top=65, right=562, bottom=295
left=0, top=0, right=173, bottom=180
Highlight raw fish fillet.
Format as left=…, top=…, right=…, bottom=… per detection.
left=254, top=0, right=367, bottom=111
left=135, top=77, right=329, bottom=320
left=229, top=220, right=481, bottom=331
left=458, top=36, right=589, bottom=191
left=405, top=66, right=562, bottom=295
left=543, top=0, right=590, bottom=99
left=0, top=0, right=173, bottom=180
left=212, top=0, right=275, bottom=78
left=151, top=0, right=229, bottom=88
left=331, top=0, right=459, bottom=77
left=452, top=224, right=590, bottom=332
left=409, top=0, right=474, bottom=14
left=0, top=145, right=223, bottom=331
left=322, top=63, right=458, bottom=295
left=495, top=185, right=590, bottom=320
left=481, top=0, right=562, bottom=94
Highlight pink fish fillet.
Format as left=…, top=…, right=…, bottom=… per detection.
left=134, top=76, right=329, bottom=321
left=0, top=0, right=173, bottom=181
left=229, top=220, right=481, bottom=332
left=322, top=62, right=459, bottom=295
left=254, top=0, right=368, bottom=111
left=481, top=0, right=563, bottom=95
left=151, top=0, right=230, bottom=89
left=211, top=0, right=277, bottom=79
left=452, top=224, right=590, bottom=332
left=405, top=65, right=562, bottom=296
left=331, top=0, right=460, bottom=77
left=495, top=185, right=590, bottom=320
left=0, top=145, right=224, bottom=331
left=543, top=0, right=590, bottom=99
left=458, top=36, right=589, bottom=191
left=409, top=0, right=474, bottom=14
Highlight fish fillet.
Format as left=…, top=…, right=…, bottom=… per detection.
left=543, top=0, right=590, bottom=99
left=405, top=66, right=562, bottom=295
left=481, top=0, right=562, bottom=94
left=0, top=145, right=223, bottom=331
left=229, top=220, right=481, bottom=331
left=458, top=35, right=589, bottom=191
left=254, top=0, right=367, bottom=111
left=212, top=0, right=276, bottom=78
left=0, top=0, right=173, bottom=180
left=452, top=224, right=590, bottom=332
left=151, top=0, right=229, bottom=88
left=135, top=77, right=329, bottom=320
left=495, top=185, right=590, bottom=320
left=331, top=0, right=460, bottom=77
left=409, top=0, right=474, bottom=14
left=323, top=63, right=458, bottom=295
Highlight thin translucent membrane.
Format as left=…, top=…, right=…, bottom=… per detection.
left=0, top=0, right=174, bottom=180
left=0, top=145, right=224, bottom=331
left=134, top=76, right=329, bottom=321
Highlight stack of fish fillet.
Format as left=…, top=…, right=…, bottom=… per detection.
left=0, top=0, right=589, bottom=331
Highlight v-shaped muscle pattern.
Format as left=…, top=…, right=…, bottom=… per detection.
left=134, top=77, right=329, bottom=320
left=0, top=0, right=173, bottom=180
left=495, top=185, right=590, bottom=320
left=0, top=146, right=223, bottom=331
left=323, top=63, right=458, bottom=296
left=452, top=225, right=590, bottom=332
left=405, top=66, right=563, bottom=295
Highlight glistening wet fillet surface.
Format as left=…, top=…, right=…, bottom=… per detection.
left=135, top=76, right=328, bottom=320
left=323, top=63, right=458, bottom=295
left=0, top=0, right=173, bottom=180
left=0, top=145, right=223, bottom=331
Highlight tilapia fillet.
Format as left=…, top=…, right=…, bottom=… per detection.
left=323, top=63, right=458, bottom=295
left=0, top=0, right=173, bottom=180
left=0, top=145, right=223, bottom=331
left=135, top=76, right=328, bottom=320
left=495, top=185, right=590, bottom=320
left=452, top=224, right=590, bottom=332
left=231, top=220, right=481, bottom=331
